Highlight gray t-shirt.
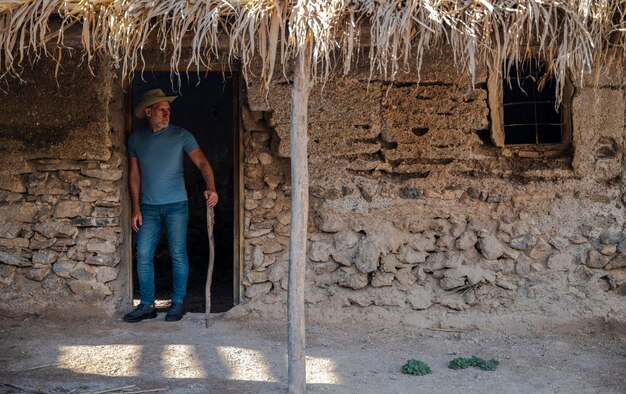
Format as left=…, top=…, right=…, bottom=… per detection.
left=128, top=125, right=199, bottom=205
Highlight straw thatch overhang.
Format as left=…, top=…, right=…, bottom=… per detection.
left=0, top=1, right=624, bottom=95
left=1, top=3, right=624, bottom=392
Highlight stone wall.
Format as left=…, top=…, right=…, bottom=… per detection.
left=239, top=48, right=626, bottom=326
left=0, top=45, right=624, bottom=327
left=0, top=56, right=128, bottom=318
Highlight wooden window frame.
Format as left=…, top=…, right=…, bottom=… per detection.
left=488, top=63, right=574, bottom=152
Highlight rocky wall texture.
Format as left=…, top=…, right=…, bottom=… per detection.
left=238, top=48, right=626, bottom=326
left=0, top=57, right=127, bottom=318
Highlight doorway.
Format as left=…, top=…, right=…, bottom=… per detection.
left=130, top=71, right=240, bottom=313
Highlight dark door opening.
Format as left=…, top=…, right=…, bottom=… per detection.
left=131, top=71, right=238, bottom=313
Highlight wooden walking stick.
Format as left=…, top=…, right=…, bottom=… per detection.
left=205, top=206, right=215, bottom=328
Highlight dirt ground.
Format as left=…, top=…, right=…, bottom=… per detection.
left=0, top=312, right=625, bottom=394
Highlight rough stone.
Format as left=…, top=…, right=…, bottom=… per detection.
left=86, top=239, right=115, bottom=254
left=333, top=230, right=359, bottom=251
left=549, top=237, right=570, bottom=251
left=403, top=249, right=427, bottom=265
left=52, top=257, right=76, bottom=279
left=515, top=260, right=531, bottom=276
left=372, top=288, right=406, bottom=307
left=276, top=211, right=291, bottom=226
left=599, top=244, right=617, bottom=256
left=81, top=227, right=119, bottom=243
left=501, top=245, right=520, bottom=260
left=71, top=217, right=120, bottom=227
left=95, top=266, right=118, bottom=283
left=70, top=262, right=97, bottom=281
left=407, top=287, right=433, bottom=310
left=28, top=174, right=67, bottom=195
left=81, top=169, right=123, bottom=181
left=246, top=270, right=269, bottom=284
left=0, top=175, right=26, bottom=193
left=423, top=252, right=446, bottom=273
left=93, top=206, right=120, bottom=218
left=309, top=240, right=332, bottom=262
left=54, top=201, right=93, bottom=218
left=245, top=199, right=259, bottom=210
left=34, top=222, right=78, bottom=238
left=58, top=170, right=79, bottom=182
left=528, top=238, right=552, bottom=260
left=371, top=272, right=395, bottom=287
left=29, top=234, right=57, bottom=249
left=586, top=250, right=609, bottom=269
left=510, top=235, right=535, bottom=250
left=249, top=246, right=267, bottom=269
left=245, top=228, right=272, bottom=238
left=246, top=282, right=272, bottom=299
left=0, top=191, right=23, bottom=204
left=32, top=250, right=58, bottom=266
left=316, top=212, right=345, bottom=233
left=381, top=254, right=400, bottom=273
left=268, top=260, right=288, bottom=282
left=336, top=267, right=368, bottom=289
left=0, top=225, right=23, bottom=239
left=442, top=253, right=464, bottom=270
left=313, top=261, right=339, bottom=275
left=496, top=278, right=517, bottom=290
left=0, top=203, right=38, bottom=223
left=260, top=239, right=283, bottom=254
left=263, top=174, right=281, bottom=190
left=0, top=237, right=29, bottom=248
left=85, top=254, right=120, bottom=267
left=455, top=230, right=478, bottom=250
left=0, top=250, right=31, bottom=267
left=354, top=239, right=381, bottom=273
left=399, top=187, right=423, bottom=199
left=25, top=267, right=50, bottom=281
left=547, top=253, right=574, bottom=271
left=395, top=267, right=417, bottom=287
left=258, top=152, right=273, bottom=165
left=408, top=232, right=437, bottom=252
left=605, top=253, right=626, bottom=269
left=478, top=235, right=504, bottom=260
left=440, top=275, right=466, bottom=290
left=569, top=234, right=588, bottom=244
left=599, top=230, right=624, bottom=245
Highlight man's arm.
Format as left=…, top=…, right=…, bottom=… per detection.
left=129, top=157, right=143, bottom=232
left=188, top=148, right=219, bottom=207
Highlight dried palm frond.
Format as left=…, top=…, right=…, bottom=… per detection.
left=0, top=0, right=623, bottom=102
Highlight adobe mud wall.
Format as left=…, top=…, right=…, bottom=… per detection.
left=239, top=49, right=626, bottom=327
left=0, top=56, right=129, bottom=318
left=0, top=47, right=624, bottom=327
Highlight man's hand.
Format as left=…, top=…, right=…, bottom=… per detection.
left=131, top=209, right=143, bottom=232
left=204, top=190, right=219, bottom=207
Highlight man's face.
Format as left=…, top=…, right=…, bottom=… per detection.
left=145, top=101, right=171, bottom=131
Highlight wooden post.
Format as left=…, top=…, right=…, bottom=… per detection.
left=288, top=42, right=312, bottom=393
left=205, top=207, right=215, bottom=328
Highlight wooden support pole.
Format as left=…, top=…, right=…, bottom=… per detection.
left=288, top=43, right=312, bottom=393
left=205, top=207, right=215, bottom=328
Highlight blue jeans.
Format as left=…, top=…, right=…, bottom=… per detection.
left=136, top=201, right=189, bottom=304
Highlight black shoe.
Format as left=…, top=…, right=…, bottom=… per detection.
left=165, top=302, right=185, bottom=322
left=123, top=303, right=157, bottom=323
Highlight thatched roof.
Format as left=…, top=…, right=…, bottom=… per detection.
left=1, top=1, right=624, bottom=97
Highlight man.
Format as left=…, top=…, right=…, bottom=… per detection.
left=123, top=88, right=218, bottom=323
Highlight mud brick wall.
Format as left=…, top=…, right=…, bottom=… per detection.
left=240, top=48, right=626, bottom=325
left=0, top=57, right=128, bottom=318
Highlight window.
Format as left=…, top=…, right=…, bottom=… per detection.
left=488, top=60, right=572, bottom=149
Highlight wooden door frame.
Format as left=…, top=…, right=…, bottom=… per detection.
left=123, top=66, right=244, bottom=308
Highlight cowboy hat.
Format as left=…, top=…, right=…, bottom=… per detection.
left=135, top=88, right=177, bottom=119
